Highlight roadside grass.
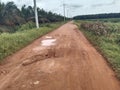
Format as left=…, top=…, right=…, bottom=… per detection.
left=75, top=20, right=120, bottom=79
left=0, top=22, right=64, bottom=61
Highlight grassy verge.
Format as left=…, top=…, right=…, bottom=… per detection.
left=0, top=22, right=64, bottom=61
left=75, top=21, right=120, bottom=79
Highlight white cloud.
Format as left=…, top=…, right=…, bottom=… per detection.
left=91, top=0, right=120, bottom=7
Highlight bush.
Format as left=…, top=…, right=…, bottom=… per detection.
left=81, top=22, right=108, bottom=36
left=17, top=21, right=36, bottom=31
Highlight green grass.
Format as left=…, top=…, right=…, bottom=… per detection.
left=75, top=20, right=120, bottom=79
left=0, top=22, right=64, bottom=61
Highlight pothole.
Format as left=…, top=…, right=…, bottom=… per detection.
left=22, top=47, right=67, bottom=66
left=22, top=48, right=56, bottom=66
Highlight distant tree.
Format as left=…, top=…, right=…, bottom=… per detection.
left=0, top=1, right=63, bottom=26
left=21, top=5, right=34, bottom=21
left=0, top=2, right=5, bottom=24
left=73, top=13, right=120, bottom=20
left=1, top=2, right=25, bottom=26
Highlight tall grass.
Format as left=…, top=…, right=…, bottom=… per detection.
left=0, top=22, right=64, bottom=61
left=77, top=21, right=120, bottom=79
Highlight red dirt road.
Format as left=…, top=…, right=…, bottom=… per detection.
left=0, top=22, right=120, bottom=90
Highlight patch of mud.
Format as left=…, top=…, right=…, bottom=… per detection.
left=41, top=39, right=56, bottom=46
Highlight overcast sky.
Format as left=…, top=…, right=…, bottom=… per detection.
left=1, top=0, right=120, bottom=17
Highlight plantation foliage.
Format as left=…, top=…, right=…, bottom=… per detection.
left=0, top=2, right=64, bottom=30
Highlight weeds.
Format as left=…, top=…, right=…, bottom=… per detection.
left=17, top=21, right=36, bottom=31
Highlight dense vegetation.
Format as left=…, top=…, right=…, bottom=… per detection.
left=76, top=20, right=120, bottom=79
left=74, top=13, right=120, bottom=20
left=0, top=22, right=64, bottom=61
left=0, top=1, right=64, bottom=32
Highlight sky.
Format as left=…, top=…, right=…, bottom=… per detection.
left=1, top=0, right=120, bottom=17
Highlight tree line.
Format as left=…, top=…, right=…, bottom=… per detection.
left=73, top=13, right=120, bottom=20
left=0, top=2, right=64, bottom=26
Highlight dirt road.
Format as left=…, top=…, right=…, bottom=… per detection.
left=0, top=22, right=120, bottom=90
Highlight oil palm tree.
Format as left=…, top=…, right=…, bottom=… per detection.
left=2, top=2, right=24, bottom=26
left=0, top=2, right=5, bottom=24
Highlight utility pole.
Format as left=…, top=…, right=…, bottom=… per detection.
left=67, top=9, right=69, bottom=18
left=33, top=0, right=39, bottom=28
left=63, top=3, right=66, bottom=22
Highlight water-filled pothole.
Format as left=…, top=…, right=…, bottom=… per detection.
left=41, top=39, right=56, bottom=46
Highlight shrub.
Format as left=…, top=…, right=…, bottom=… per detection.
left=81, top=22, right=108, bottom=36
left=17, top=21, right=36, bottom=31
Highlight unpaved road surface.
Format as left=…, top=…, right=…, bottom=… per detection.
left=0, top=22, right=120, bottom=90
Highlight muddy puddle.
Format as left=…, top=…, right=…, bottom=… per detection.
left=41, top=36, right=56, bottom=46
